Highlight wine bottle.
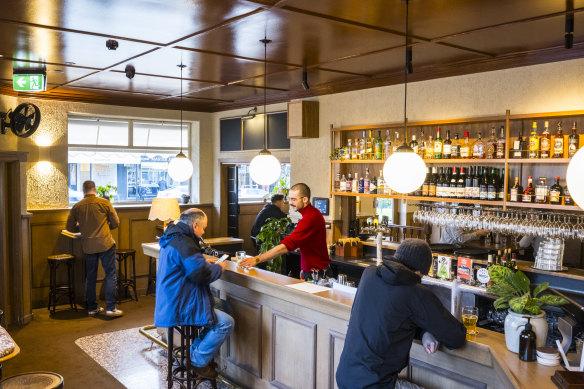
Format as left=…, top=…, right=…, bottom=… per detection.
left=374, top=131, right=383, bottom=160
left=451, top=133, right=461, bottom=158
left=569, top=122, right=579, bottom=158
left=549, top=177, right=563, bottom=205
left=460, top=131, right=471, bottom=158
left=487, top=168, right=497, bottom=201
left=497, top=168, right=505, bottom=201
left=496, top=126, right=506, bottom=159
left=540, top=121, right=551, bottom=158
left=346, top=173, right=352, bottom=192
left=510, top=177, right=523, bottom=202
left=428, top=167, right=437, bottom=197
left=553, top=123, right=564, bottom=158
left=443, top=130, right=452, bottom=159
left=465, top=166, right=473, bottom=199
left=479, top=168, right=488, bottom=200
left=472, top=166, right=481, bottom=200
left=513, top=128, right=525, bottom=158
left=383, top=130, right=392, bottom=159
left=457, top=167, right=465, bottom=199
left=450, top=167, right=458, bottom=198
left=422, top=167, right=430, bottom=197
left=434, top=127, right=443, bottom=159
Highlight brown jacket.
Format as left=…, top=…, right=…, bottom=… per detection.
left=66, top=194, right=120, bottom=254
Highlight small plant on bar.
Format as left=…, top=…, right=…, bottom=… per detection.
left=257, top=217, right=293, bottom=273
left=96, top=185, right=117, bottom=200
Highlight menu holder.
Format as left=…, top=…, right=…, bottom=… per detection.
left=551, top=371, right=584, bottom=389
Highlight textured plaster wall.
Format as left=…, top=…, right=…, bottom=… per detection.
left=0, top=97, right=213, bottom=209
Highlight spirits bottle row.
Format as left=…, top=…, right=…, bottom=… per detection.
left=509, top=175, right=574, bottom=205
left=335, top=169, right=387, bottom=194
left=517, top=121, right=580, bottom=159
left=420, top=166, right=505, bottom=201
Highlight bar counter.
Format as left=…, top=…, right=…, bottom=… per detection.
left=214, top=261, right=559, bottom=389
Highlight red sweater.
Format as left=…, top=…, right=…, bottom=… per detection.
left=281, top=204, right=330, bottom=272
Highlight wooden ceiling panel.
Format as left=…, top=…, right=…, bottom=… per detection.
left=0, top=22, right=156, bottom=70
left=179, top=8, right=405, bottom=67
left=0, top=0, right=260, bottom=44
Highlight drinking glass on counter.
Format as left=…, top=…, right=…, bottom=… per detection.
left=236, top=251, right=246, bottom=263
left=462, top=306, right=479, bottom=335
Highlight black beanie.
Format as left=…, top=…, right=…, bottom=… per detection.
left=393, top=239, right=432, bottom=275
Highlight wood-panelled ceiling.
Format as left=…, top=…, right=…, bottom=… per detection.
left=0, top=0, right=583, bottom=112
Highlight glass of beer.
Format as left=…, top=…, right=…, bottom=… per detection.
left=462, top=306, right=479, bottom=335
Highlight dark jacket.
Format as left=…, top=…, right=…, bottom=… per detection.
left=336, top=258, right=467, bottom=389
left=153, top=222, right=223, bottom=328
left=251, top=203, right=287, bottom=238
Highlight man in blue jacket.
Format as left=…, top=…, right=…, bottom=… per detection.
left=154, top=208, right=233, bottom=379
left=336, top=239, right=467, bottom=388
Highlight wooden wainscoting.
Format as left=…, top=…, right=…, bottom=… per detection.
left=28, top=203, right=216, bottom=309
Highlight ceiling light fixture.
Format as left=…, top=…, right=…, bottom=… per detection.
left=249, top=37, right=281, bottom=186
left=167, top=63, right=193, bottom=183
left=383, top=0, right=426, bottom=194
left=301, top=70, right=309, bottom=90
left=242, top=106, right=257, bottom=120
left=566, top=0, right=574, bottom=49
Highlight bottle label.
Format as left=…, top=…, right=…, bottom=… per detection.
left=443, top=144, right=451, bottom=155
left=488, top=189, right=496, bottom=200
left=550, top=189, right=560, bottom=203
left=554, top=138, right=564, bottom=154
left=460, top=147, right=469, bottom=158
left=510, top=188, right=518, bottom=202
left=535, top=187, right=547, bottom=202
left=434, top=142, right=442, bottom=153
left=529, top=137, right=539, bottom=157
left=523, top=193, right=532, bottom=202
left=476, top=267, right=490, bottom=285
left=422, top=184, right=429, bottom=196
left=496, top=145, right=505, bottom=158
left=457, top=187, right=465, bottom=198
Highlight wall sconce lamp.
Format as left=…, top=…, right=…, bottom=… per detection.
left=242, top=107, right=257, bottom=120
left=36, top=134, right=52, bottom=173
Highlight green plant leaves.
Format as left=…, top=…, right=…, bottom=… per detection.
left=509, top=271, right=530, bottom=294
left=488, top=265, right=514, bottom=285
left=539, top=294, right=569, bottom=307
left=509, top=293, right=529, bottom=314
left=487, top=282, right=516, bottom=298
left=533, top=282, right=549, bottom=298
left=493, top=296, right=510, bottom=310
left=257, top=217, right=293, bottom=273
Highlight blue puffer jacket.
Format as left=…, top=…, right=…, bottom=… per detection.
left=154, top=222, right=223, bottom=328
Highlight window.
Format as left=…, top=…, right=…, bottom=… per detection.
left=236, top=163, right=290, bottom=202
left=68, top=117, right=190, bottom=204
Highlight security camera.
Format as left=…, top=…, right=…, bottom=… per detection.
left=301, top=70, right=309, bottom=91
left=125, top=65, right=135, bottom=79
left=106, top=39, right=119, bottom=50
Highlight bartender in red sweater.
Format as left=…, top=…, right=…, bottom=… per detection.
left=239, top=183, right=331, bottom=278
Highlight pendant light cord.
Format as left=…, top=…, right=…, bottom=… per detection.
left=403, top=0, right=409, bottom=146
left=180, top=63, right=184, bottom=154
left=263, top=37, right=268, bottom=151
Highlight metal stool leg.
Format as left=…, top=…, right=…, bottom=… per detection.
left=67, top=260, right=78, bottom=311
left=131, top=253, right=138, bottom=301
left=167, top=328, right=174, bottom=389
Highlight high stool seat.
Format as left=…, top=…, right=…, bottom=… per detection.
left=0, top=372, right=64, bottom=389
left=115, top=249, right=138, bottom=302
left=167, top=325, right=217, bottom=389
left=47, top=254, right=77, bottom=314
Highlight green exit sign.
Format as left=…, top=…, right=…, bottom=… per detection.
left=13, top=74, right=46, bottom=92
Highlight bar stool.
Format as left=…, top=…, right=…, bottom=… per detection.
left=47, top=254, right=77, bottom=314
left=115, top=249, right=138, bottom=302
left=0, top=372, right=64, bottom=388
left=146, top=256, right=156, bottom=295
left=167, top=325, right=217, bottom=389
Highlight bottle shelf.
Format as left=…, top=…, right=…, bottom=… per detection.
left=506, top=158, right=572, bottom=164
left=331, top=158, right=572, bottom=164
left=331, top=191, right=506, bottom=206
left=331, top=159, right=385, bottom=164
left=504, top=202, right=581, bottom=211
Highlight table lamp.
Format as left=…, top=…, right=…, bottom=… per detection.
left=148, top=198, right=181, bottom=229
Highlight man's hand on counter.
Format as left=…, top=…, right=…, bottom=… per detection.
left=239, top=256, right=261, bottom=268
left=422, top=332, right=439, bottom=354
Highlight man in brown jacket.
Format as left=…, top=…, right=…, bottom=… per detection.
left=66, top=180, right=123, bottom=317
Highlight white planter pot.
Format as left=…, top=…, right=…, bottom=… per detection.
left=504, top=310, right=548, bottom=353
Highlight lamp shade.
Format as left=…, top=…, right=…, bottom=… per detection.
left=383, top=149, right=426, bottom=194
left=149, top=198, right=181, bottom=222
left=567, top=146, right=584, bottom=210
left=168, top=152, right=193, bottom=182
left=250, top=151, right=281, bottom=186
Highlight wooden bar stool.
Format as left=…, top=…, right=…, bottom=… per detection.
left=115, top=249, right=138, bottom=302
left=47, top=254, right=77, bottom=314
left=167, top=325, right=217, bottom=389
left=0, top=372, right=63, bottom=388
left=146, top=256, right=156, bottom=295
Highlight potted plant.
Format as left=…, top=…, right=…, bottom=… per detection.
left=272, top=176, right=289, bottom=198
left=256, top=217, right=293, bottom=274
left=487, top=265, right=568, bottom=353
left=97, top=185, right=117, bottom=202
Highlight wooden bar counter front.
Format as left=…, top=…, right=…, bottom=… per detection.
left=213, top=261, right=558, bottom=389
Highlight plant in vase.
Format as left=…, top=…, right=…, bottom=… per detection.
left=97, top=185, right=118, bottom=202
left=272, top=176, right=289, bottom=198
left=487, top=265, right=568, bottom=353
left=257, top=217, right=293, bottom=274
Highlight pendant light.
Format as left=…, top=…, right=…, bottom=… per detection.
left=168, top=63, right=194, bottom=183
left=567, top=146, right=584, bottom=209
left=383, top=0, right=426, bottom=194
left=249, top=37, right=281, bottom=186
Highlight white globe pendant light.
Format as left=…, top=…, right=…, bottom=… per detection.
left=383, top=0, right=426, bottom=194
left=249, top=37, right=281, bottom=186
left=168, top=63, right=193, bottom=183
left=567, top=146, right=584, bottom=209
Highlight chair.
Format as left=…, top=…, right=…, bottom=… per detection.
left=115, top=249, right=138, bottom=302
left=47, top=254, right=77, bottom=314
left=167, top=325, right=217, bottom=389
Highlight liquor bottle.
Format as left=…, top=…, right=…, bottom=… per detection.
left=425, top=135, right=435, bottom=159
left=513, top=128, right=526, bottom=158
left=510, top=177, right=523, bottom=202
left=340, top=174, right=346, bottom=192
left=364, top=168, right=371, bottom=194
left=450, top=167, right=458, bottom=198
left=460, top=131, right=471, bottom=158
left=487, top=168, right=497, bottom=201
left=535, top=177, right=549, bottom=204
left=428, top=167, right=437, bottom=197
left=352, top=138, right=359, bottom=160
left=472, top=132, right=486, bottom=158
left=335, top=172, right=341, bottom=191
left=383, top=130, right=392, bottom=159
left=451, top=133, right=461, bottom=158
left=457, top=167, right=465, bottom=199
left=346, top=173, right=352, bottom=192
left=374, top=131, right=383, bottom=160
left=565, top=186, right=574, bottom=205
left=465, top=166, right=473, bottom=198
left=553, top=123, right=564, bottom=158
left=528, top=122, right=540, bottom=159
left=497, top=168, right=506, bottom=201
left=410, top=135, right=419, bottom=154
left=549, top=177, right=563, bottom=205
left=486, top=126, right=497, bottom=159
left=479, top=167, right=488, bottom=200
left=346, top=139, right=353, bottom=160
left=540, top=121, right=551, bottom=158
left=418, top=130, right=425, bottom=158
left=377, top=170, right=385, bottom=194
left=352, top=173, right=358, bottom=193
left=569, top=122, right=580, bottom=158
left=443, top=130, right=452, bottom=159
left=436, top=167, right=444, bottom=197
left=422, top=167, right=430, bottom=196
left=434, top=127, right=443, bottom=159
left=393, top=132, right=400, bottom=154
left=511, top=253, right=518, bottom=272
left=522, top=176, right=535, bottom=203
left=359, top=131, right=366, bottom=160
left=472, top=166, right=481, bottom=199
left=358, top=173, right=365, bottom=193
left=496, top=126, right=506, bottom=159
left=370, top=176, right=377, bottom=195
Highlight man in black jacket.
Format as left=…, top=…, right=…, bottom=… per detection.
left=251, top=194, right=287, bottom=241
left=336, top=239, right=467, bottom=388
